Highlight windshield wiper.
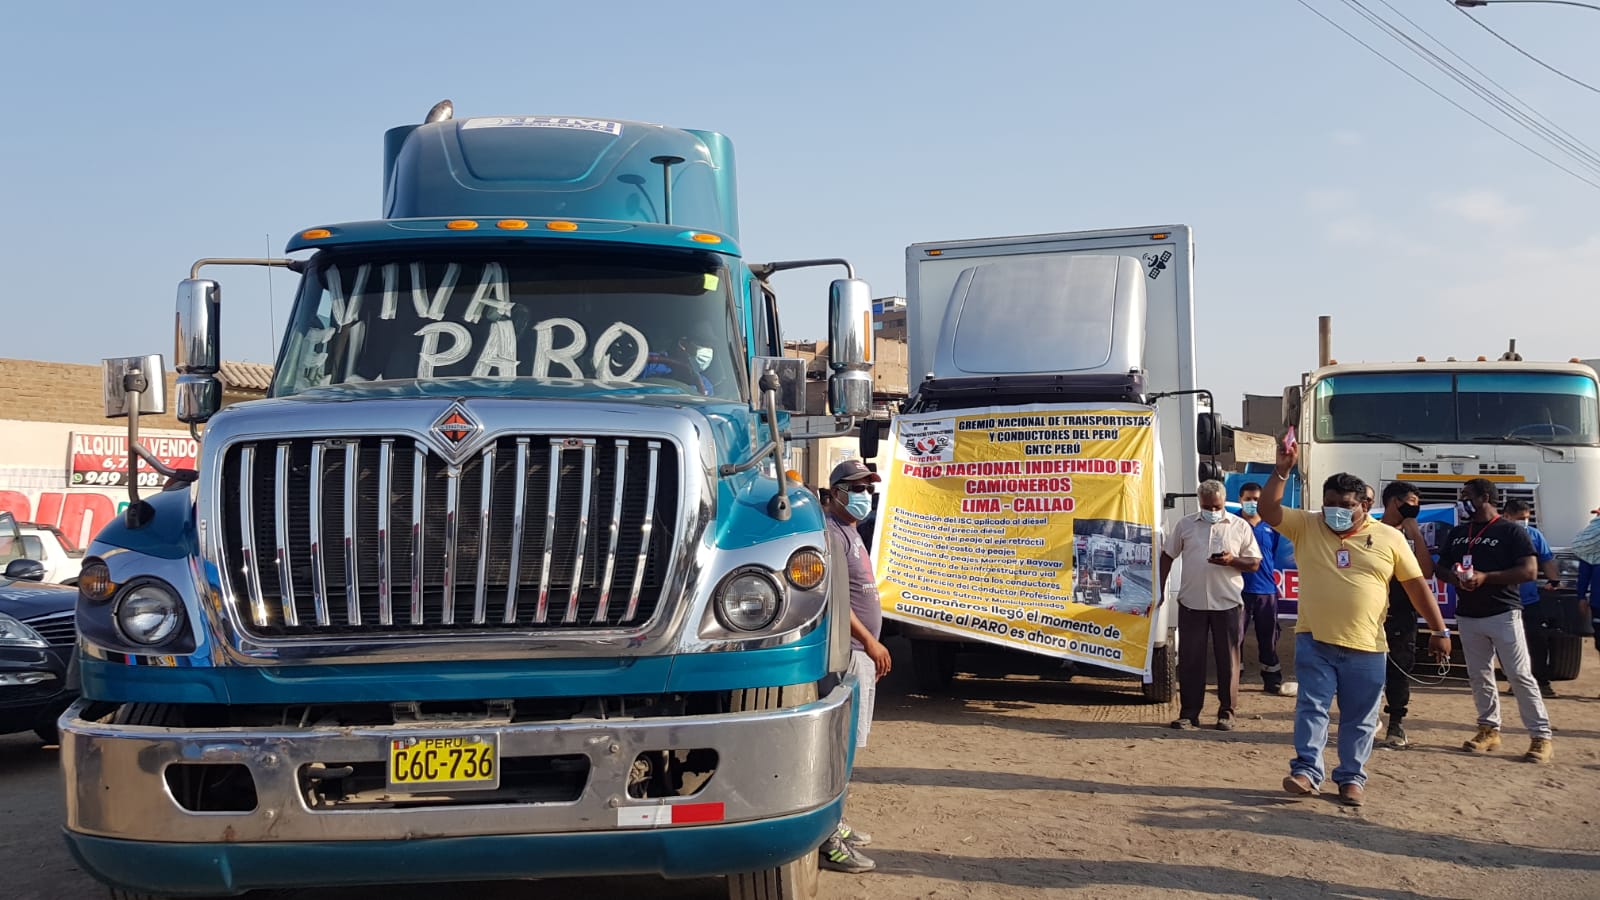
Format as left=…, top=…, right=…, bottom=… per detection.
left=1348, top=431, right=1425, bottom=453
left=1470, top=434, right=1566, bottom=458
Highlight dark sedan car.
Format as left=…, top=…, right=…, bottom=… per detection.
left=0, top=565, right=78, bottom=743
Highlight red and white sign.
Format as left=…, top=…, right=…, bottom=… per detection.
left=614, top=802, right=725, bottom=827
left=69, top=432, right=198, bottom=488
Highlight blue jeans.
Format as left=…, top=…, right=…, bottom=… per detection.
left=1290, top=633, right=1386, bottom=788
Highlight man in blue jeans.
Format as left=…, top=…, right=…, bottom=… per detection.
left=1236, top=482, right=1286, bottom=695
left=1259, top=440, right=1451, bottom=806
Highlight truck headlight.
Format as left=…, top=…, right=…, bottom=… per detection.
left=0, top=613, right=47, bottom=648
left=113, top=580, right=186, bottom=646
left=1556, top=556, right=1580, bottom=580
left=713, top=568, right=783, bottom=632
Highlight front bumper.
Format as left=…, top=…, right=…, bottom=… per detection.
left=0, top=645, right=72, bottom=735
left=62, top=678, right=854, bottom=892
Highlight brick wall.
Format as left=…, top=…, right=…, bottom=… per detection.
left=0, top=358, right=186, bottom=429
left=0, top=358, right=265, bottom=429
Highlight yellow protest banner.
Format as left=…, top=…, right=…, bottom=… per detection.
left=874, top=403, right=1160, bottom=675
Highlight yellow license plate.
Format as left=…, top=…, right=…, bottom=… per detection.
left=386, top=733, right=500, bottom=793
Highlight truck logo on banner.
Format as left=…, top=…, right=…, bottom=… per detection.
left=874, top=403, right=1160, bottom=675
left=69, top=432, right=198, bottom=488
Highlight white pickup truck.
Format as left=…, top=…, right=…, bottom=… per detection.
left=17, top=523, right=83, bottom=585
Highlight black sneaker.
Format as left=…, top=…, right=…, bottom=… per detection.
left=1216, top=716, right=1236, bottom=732
left=1383, top=723, right=1410, bottom=750
left=820, top=836, right=876, bottom=873
left=1539, top=682, right=1557, bottom=699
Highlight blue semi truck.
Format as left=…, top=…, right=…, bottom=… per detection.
left=59, top=103, right=873, bottom=900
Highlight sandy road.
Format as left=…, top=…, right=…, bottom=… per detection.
left=4, top=631, right=1599, bottom=899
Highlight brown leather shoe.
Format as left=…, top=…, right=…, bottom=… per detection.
left=1339, top=783, right=1365, bottom=807
left=1282, top=773, right=1317, bottom=797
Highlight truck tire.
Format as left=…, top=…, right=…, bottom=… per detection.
left=910, top=638, right=957, bottom=693
left=727, top=683, right=820, bottom=900
left=1142, top=642, right=1176, bottom=704
left=1548, top=633, right=1584, bottom=681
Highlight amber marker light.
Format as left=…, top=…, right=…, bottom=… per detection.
left=785, top=549, right=826, bottom=590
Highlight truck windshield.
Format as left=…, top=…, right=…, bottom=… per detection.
left=274, top=248, right=744, bottom=401
left=1313, top=371, right=1600, bottom=446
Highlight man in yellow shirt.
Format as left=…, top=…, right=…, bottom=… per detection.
left=1259, top=441, right=1450, bottom=807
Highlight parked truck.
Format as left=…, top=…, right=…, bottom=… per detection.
left=59, top=103, right=876, bottom=900
left=1280, top=326, right=1600, bottom=677
left=864, top=225, right=1218, bottom=700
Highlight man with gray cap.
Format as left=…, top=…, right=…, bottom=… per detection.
left=817, top=458, right=891, bottom=874
left=1159, top=479, right=1262, bottom=731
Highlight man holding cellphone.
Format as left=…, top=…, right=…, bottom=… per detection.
left=1159, top=480, right=1262, bottom=731
left=1259, top=437, right=1450, bottom=806
left=1438, top=479, right=1553, bottom=763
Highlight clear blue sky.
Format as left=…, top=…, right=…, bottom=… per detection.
left=3, top=0, right=1597, bottom=421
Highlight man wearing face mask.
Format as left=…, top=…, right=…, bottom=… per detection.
left=1439, top=481, right=1554, bottom=762
left=1259, top=442, right=1450, bottom=807
left=1504, top=500, right=1561, bottom=698
left=816, top=459, right=890, bottom=873
left=640, top=331, right=716, bottom=395
left=1236, top=483, right=1287, bottom=695
left=1158, top=480, right=1262, bottom=731
left=1376, top=481, right=1434, bottom=750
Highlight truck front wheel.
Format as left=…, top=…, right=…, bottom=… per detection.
left=727, top=683, right=821, bottom=900
left=1142, top=642, right=1176, bottom=703
left=1548, top=633, right=1584, bottom=681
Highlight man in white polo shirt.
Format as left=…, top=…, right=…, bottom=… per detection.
left=1159, top=479, right=1263, bottom=731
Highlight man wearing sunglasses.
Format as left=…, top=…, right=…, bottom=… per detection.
left=817, top=459, right=892, bottom=874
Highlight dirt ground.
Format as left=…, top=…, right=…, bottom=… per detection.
left=4, top=629, right=1600, bottom=899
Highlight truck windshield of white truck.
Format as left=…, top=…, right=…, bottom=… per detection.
left=1313, top=372, right=1599, bottom=446
left=274, top=249, right=744, bottom=401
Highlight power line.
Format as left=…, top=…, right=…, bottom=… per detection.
left=1448, top=0, right=1600, bottom=95
left=1347, top=0, right=1600, bottom=177
left=1293, top=0, right=1600, bottom=190
left=1380, top=0, right=1600, bottom=168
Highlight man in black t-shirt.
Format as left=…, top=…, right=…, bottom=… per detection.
left=1437, top=478, right=1553, bottom=763
left=1378, top=481, right=1433, bottom=750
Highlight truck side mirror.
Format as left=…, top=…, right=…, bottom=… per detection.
left=751, top=357, right=806, bottom=414
left=1199, top=460, right=1224, bottom=484
left=827, top=278, right=874, bottom=417
left=175, top=279, right=223, bottom=424
left=175, top=279, right=222, bottom=375
left=176, top=376, right=222, bottom=424
left=859, top=419, right=881, bottom=460
left=1196, top=412, right=1221, bottom=457
left=1282, top=385, right=1303, bottom=431
left=102, top=356, right=167, bottom=418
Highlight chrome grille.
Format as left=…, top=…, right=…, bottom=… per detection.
left=219, top=436, right=678, bottom=637
left=22, top=611, right=76, bottom=647
left=1410, top=483, right=1537, bottom=526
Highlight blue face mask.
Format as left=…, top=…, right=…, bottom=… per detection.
left=844, top=490, right=873, bottom=521
left=1200, top=509, right=1225, bottom=524
left=1240, top=501, right=1259, bottom=516
left=1323, top=506, right=1355, bottom=532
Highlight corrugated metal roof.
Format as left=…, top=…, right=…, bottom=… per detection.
left=218, top=360, right=274, bottom=392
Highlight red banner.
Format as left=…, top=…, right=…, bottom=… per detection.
left=69, top=432, right=198, bottom=488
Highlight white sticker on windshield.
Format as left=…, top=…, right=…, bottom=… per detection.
left=461, top=116, right=623, bottom=136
